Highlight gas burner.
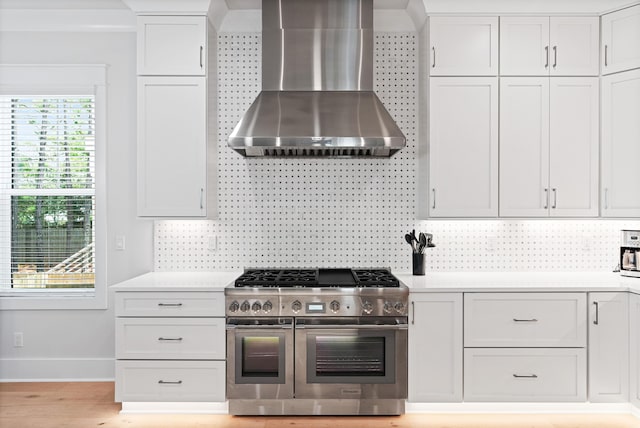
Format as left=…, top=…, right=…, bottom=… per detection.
left=234, top=269, right=282, bottom=287
left=277, top=269, right=317, bottom=285
left=353, top=269, right=400, bottom=287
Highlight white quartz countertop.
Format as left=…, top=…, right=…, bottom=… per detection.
left=110, top=271, right=242, bottom=292
left=397, top=271, right=640, bottom=294
left=111, top=271, right=640, bottom=295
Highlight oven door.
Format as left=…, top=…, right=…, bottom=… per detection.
left=294, top=317, right=408, bottom=399
left=226, top=317, right=294, bottom=399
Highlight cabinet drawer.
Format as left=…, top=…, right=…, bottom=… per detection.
left=464, top=293, right=586, bottom=347
left=116, top=318, right=224, bottom=360
left=115, top=291, right=224, bottom=317
left=115, top=360, right=225, bottom=402
left=464, top=348, right=586, bottom=402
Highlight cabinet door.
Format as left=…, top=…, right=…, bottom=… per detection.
left=429, top=77, right=498, bottom=217
left=499, top=77, right=549, bottom=217
left=549, top=17, right=599, bottom=76
left=500, top=17, right=550, bottom=76
left=602, top=5, right=640, bottom=75
left=588, top=292, right=629, bottom=403
left=631, top=293, right=640, bottom=408
left=137, top=16, right=207, bottom=76
left=601, top=69, right=640, bottom=217
left=137, top=77, right=207, bottom=217
left=429, top=17, right=498, bottom=76
left=549, top=78, right=599, bottom=217
left=408, top=293, right=462, bottom=402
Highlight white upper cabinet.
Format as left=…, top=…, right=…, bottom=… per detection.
left=429, top=17, right=498, bottom=76
left=137, top=16, right=207, bottom=76
left=601, top=69, right=640, bottom=217
left=602, top=5, right=640, bottom=75
left=500, top=77, right=598, bottom=217
left=500, top=17, right=598, bottom=76
left=137, top=77, right=208, bottom=217
left=429, top=77, right=498, bottom=217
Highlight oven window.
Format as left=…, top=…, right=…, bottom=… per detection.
left=242, top=337, right=280, bottom=377
left=314, top=336, right=386, bottom=377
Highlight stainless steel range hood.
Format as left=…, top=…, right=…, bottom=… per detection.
left=228, top=0, right=406, bottom=157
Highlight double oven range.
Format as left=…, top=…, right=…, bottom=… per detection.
left=225, top=268, right=408, bottom=415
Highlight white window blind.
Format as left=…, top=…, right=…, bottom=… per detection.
left=0, top=96, right=96, bottom=290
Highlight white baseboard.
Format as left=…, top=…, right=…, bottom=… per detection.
left=405, top=402, right=635, bottom=415
left=120, top=401, right=229, bottom=414
left=0, top=358, right=114, bottom=381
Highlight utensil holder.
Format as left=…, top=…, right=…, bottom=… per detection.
left=412, top=253, right=425, bottom=276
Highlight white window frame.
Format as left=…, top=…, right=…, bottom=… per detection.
left=0, top=64, right=107, bottom=310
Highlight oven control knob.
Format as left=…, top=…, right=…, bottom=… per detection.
left=291, top=300, right=302, bottom=313
left=252, top=301, right=262, bottom=312
left=228, top=300, right=240, bottom=313
left=383, top=301, right=393, bottom=314
left=240, top=300, right=250, bottom=312
left=394, top=302, right=406, bottom=314
left=262, top=300, right=273, bottom=313
left=362, top=300, right=374, bottom=314
left=330, top=300, right=340, bottom=313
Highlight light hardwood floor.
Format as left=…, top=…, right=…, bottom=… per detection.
left=1, top=382, right=639, bottom=428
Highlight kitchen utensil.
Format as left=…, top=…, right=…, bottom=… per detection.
left=405, top=234, right=416, bottom=253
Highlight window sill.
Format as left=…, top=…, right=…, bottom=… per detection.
left=0, top=289, right=106, bottom=310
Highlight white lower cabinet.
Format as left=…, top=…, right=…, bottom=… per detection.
left=115, top=360, right=225, bottom=402
left=464, top=348, right=587, bottom=402
left=588, top=292, right=630, bottom=403
left=408, top=293, right=463, bottom=402
left=631, top=293, right=640, bottom=408
left=115, top=290, right=226, bottom=403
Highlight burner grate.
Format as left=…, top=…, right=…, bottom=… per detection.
left=235, top=268, right=399, bottom=288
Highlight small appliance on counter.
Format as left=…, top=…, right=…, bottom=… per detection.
left=620, top=230, right=640, bottom=278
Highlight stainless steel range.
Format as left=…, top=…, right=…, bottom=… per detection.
left=225, top=268, right=408, bottom=415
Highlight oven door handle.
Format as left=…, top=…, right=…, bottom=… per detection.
left=226, top=324, right=292, bottom=330
left=295, top=324, right=408, bottom=330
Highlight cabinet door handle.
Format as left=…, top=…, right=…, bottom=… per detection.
left=545, top=46, right=549, bottom=68
left=552, top=188, right=557, bottom=209
left=200, top=188, right=204, bottom=209
left=513, top=374, right=538, bottom=379
left=411, top=301, right=415, bottom=325
left=513, top=318, right=538, bottom=322
left=158, top=303, right=183, bottom=307
left=553, top=46, right=557, bottom=68
left=158, top=380, right=182, bottom=385
left=432, top=47, right=436, bottom=68
left=158, top=337, right=183, bottom=341
left=544, top=188, right=549, bottom=209
left=432, top=188, right=436, bottom=209
left=593, top=301, right=599, bottom=325
left=604, top=188, right=609, bottom=209
left=200, top=46, right=203, bottom=68
left=604, top=45, right=608, bottom=67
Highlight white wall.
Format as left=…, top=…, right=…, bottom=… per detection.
left=0, top=31, right=154, bottom=381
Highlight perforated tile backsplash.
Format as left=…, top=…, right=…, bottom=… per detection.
left=154, top=33, right=640, bottom=273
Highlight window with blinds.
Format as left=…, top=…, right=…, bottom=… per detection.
left=0, top=96, right=96, bottom=290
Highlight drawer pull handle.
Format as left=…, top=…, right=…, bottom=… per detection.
left=158, top=337, right=183, bottom=341
left=513, top=318, right=538, bottom=322
left=158, top=380, right=182, bottom=385
left=158, top=303, right=183, bottom=307
left=513, top=374, right=538, bottom=379
left=593, top=301, right=599, bottom=325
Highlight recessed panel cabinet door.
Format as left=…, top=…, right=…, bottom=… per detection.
left=631, top=293, right=640, bottom=408
left=499, top=77, right=549, bottom=217
left=601, top=69, right=640, bottom=217
left=500, top=17, right=550, bottom=76
left=429, top=77, right=498, bottom=217
left=550, top=17, right=599, bottom=76
left=602, top=5, right=640, bottom=75
left=137, top=77, right=207, bottom=217
left=429, top=17, right=498, bottom=76
left=588, top=292, right=630, bottom=403
left=549, top=78, right=599, bottom=217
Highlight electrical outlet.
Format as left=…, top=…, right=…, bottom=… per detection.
left=115, top=235, right=126, bottom=251
left=208, top=235, right=217, bottom=252
left=581, top=236, right=591, bottom=252
left=14, top=332, right=23, bottom=348
left=486, top=236, right=498, bottom=252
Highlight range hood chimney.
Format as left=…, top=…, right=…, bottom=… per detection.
left=228, top=0, right=406, bottom=157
